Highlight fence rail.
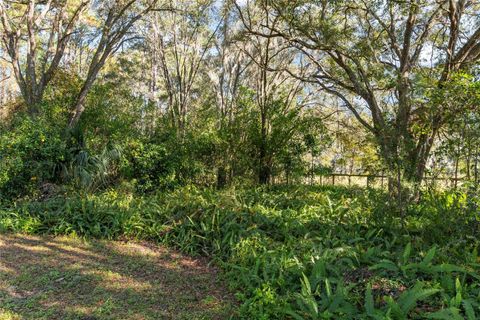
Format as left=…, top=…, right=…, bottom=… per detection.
left=313, top=173, right=468, bottom=188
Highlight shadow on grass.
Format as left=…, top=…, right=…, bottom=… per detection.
left=0, top=234, right=235, bottom=320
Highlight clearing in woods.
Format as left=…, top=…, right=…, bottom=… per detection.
left=0, top=234, right=234, bottom=320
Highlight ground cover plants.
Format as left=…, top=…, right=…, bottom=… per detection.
left=1, top=185, right=478, bottom=319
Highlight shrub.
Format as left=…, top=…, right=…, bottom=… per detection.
left=0, top=116, right=66, bottom=200
left=121, top=140, right=178, bottom=192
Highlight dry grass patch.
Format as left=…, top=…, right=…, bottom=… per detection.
left=0, top=234, right=235, bottom=320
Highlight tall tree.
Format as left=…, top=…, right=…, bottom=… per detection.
left=208, top=1, right=251, bottom=186
left=0, top=0, right=89, bottom=115
left=142, top=0, right=217, bottom=135
left=237, top=0, right=480, bottom=185
left=237, top=2, right=315, bottom=184
left=0, top=0, right=161, bottom=125
left=69, top=0, right=161, bottom=127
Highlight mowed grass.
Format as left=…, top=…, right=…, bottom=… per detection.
left=0, top=234, right=235, bottom=320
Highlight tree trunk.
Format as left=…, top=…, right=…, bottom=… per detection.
left=216, top=166, right=227, bottom=189
left=258, top=143, right=271, bottom=185
left=454, top=155, right=459, bottom=189
left=259, top=160, right=271, bottom=185
left=310, top=151, right=314, bottom=185
left=69, top=83, right=91, bottom=127
left=258, top=103, right=270, bottom=184
left=69, top=59, right=104, bottom=127
left=466, top=151, right=471, bottom=181
left=377, top=127, right=434, bottom=188
left=475, top=148, right=479, bottom=185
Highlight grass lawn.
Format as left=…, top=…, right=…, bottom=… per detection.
left=0, top=234, right=235, bottom=320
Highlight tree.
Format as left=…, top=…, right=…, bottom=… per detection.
left=208, top=1, right=252, bottom=187
left=0, top=0, right=161, bottom=125
left=69, top=0, right=161, bottom=127
left=0, top=0, right=89, bottom=115
left=234, top=2, right=316, bottom=184
left=433, top=73, right=480, bottom=186
left=141, top=0, right=217, bottom=135
left=237, top=0, right=480, bottom=186
left=0, top=56, right=15, bottom=108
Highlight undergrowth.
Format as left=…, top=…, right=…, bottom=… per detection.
left=0, top=185, right=479, bottom=319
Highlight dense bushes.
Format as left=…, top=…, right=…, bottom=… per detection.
left=1, top=185, right=478, bottom=319
left=121, top=141, right=177, bottom=192
left=0, top=71, right=332, bottom=201
left=121, top=131, right=219, bottom=192
left=0, top=116, right=218, bottom=200
left=0, top=115, right=127, bottom=200
left=0, top=94, right=220, bottom=200
left=0, top=117, right=66, bottom=200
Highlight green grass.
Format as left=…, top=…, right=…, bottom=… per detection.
left=1, top=185, right=479, bottom=319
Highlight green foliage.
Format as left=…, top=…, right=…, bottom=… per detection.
left=61, top=127, right=123, bottom=192
left=428, top=73, right=480, bottom=184
left=0, top=116, right=66, bottom=200
left=120, top=129, right=219, bottom=192
left=215, top=87, right=329, bottom=184
left=0, top=113, right=128, bottom=200
left=121, top=140, right=177, bottom=192
left=0, top=194, right=134, bottom=238
left=1, top=186, right=478, bottom=319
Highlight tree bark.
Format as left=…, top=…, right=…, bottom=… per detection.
left=216, top=166, right=227, bottom=189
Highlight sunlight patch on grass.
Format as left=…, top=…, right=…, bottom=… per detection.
left=0, top=309, right=21, bottom=320
left=0, top=234, right=235, bottom=319
left=87, top=269, right=153, bottom=292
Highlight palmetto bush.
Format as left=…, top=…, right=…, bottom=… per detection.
left=62, top=144, right=122, bottom=192
left=59, top=126, right=123, bottom=193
